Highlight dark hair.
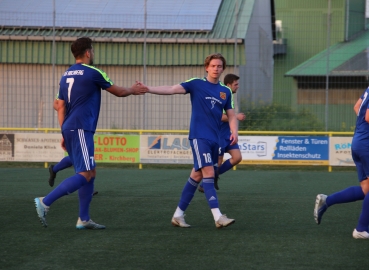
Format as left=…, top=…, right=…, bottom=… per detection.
left=224, top=74, right=239, bottom=85
left=204, top=53, right=226, bottom=70
left=71, top=37, right=93, bottom=59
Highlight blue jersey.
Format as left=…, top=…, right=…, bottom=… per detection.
left=58, top=63, right=113, bottom=132
left=180, top=77, right=233, bottom=143
left=220, top=109, right=231, bottom=144
left=353, top=87, right=369, bottom=149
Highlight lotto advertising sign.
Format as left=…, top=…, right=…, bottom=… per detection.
left=329, top=137, right=354, bottom=166
left=140, top=135, right=193, bottom=164
left=94, top=135, right=140, bottom=163
left=238, top=136, right=329, bottom=165
left=0, top=133, right=64, bottom=162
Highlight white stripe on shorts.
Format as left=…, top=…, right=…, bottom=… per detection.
left=193, top=139, right=202, bottom=168
left=78, top=129, right=90, bottom=171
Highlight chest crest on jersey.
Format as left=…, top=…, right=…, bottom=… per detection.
left=220, top=92, right=226, bottom=100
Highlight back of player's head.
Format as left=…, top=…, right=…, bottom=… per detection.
left=204, top=53, right=226, bottom=70
left=71, top=37, right=93, bottom=59
left=224, top=74, right=240, bottom=85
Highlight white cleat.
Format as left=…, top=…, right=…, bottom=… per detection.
left=34, top=197, right=49, bottom=228
left=215, top=215, right=235, bottom=229
left=314, top=194, right=328, bottom=225
left=171, top=215, right=191, bottom=228
left=352, top=229, right=369, bottom=239
left=76, top=218, right=106, bottom=230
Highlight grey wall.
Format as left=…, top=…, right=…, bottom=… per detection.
left=239, top=0, right=273, bottom=106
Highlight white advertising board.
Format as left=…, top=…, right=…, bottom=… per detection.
left=329, top=137, right=354, bottom=166
left=0, top=133, right=64, bottom=162
left=140, top=135, right=193, bottom=164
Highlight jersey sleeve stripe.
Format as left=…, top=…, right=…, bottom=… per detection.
left=82, top=64, right=114, bottom=85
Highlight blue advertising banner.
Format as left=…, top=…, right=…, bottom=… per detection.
left=237, top=136, right=329, bottom=165
left=272, top=136, right=329, bottom=162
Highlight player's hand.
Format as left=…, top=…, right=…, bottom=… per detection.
left=229, top=133, right=238, bottom=145
left=237, top=113, right=246, bottom=121
left=131, top=81, right=148, bottom=95
left=60, top=138, right=67, bottom=151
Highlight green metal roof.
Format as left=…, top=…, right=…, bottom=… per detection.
left=0, top=40, right=245, bottom=65
left=285, top=30, right=369, bottom=77
left=0, top=0, right=253, bottom=43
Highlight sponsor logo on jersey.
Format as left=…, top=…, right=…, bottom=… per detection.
left=63, top=70, right=84, bottom=76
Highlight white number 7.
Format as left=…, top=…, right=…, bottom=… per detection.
left=66, top=78, right=74, bottom=103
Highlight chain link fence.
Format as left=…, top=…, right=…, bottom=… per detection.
left=0, top=0, right=368, bottom=132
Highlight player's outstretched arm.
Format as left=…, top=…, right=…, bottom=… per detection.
left=226, top=108, right=238, bottom=145
left=221, top=112, right=246, bottom=122
left=106, top=83, right=148, bottom=97
left=137, top=83, right=186, bottom=95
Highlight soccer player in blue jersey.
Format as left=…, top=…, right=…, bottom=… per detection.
left=198, top=73, right=245, bottom=192
left=314, top=87, right=369, bottom=239
left=34, top=37, right=147, bottom=229
left=140, top=53, right=238, bottom=228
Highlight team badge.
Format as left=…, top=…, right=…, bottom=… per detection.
left=220, top=92, right=226, bottom=100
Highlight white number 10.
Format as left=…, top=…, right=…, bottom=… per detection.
left=66, top=78, right=74, bottom=103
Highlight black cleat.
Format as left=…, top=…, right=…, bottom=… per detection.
left=214, top=174, right=220, bottom=190
left=48, top=165, right=57, bottom=187
left=197, top=186, right=204, bottom=193
left=93, top=191, right=99, bottom=196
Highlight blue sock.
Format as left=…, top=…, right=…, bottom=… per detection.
left=43, top=174, right=88, bottom=206
left=78, top=177, right=94, bottom=221
left=357, top=193, right=369, bottom=232
left=178, top=177, right=198, bottom=211
left=53, top=156, right=73, bottom=173
left=202, top=177, right=219, bottom=208
left=326, top=186, right=365, bottom=207
left=219, top=159, right=233, bottom=175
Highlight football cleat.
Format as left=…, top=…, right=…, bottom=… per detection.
left=353, top=229, right=369, bottom=239
left=314, top=194, right=328, bottom=225
left=34, top=197, right=49, bottom=228
left=171, top=215, right=191, bottom=228
left=76, top=218, right=106, bottom=230
left=215, top=215, right=235, bottom=228
left=214, top=173, right=220, bottom=190
left=48, top=165, right=57, bottom=187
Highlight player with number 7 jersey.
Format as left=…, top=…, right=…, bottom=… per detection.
left=33, top=37, right=147, bottom=230
left=59, top=64, right=113, bottom=132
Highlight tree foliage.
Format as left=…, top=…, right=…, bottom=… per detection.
left=239, top=103, right=324, bottom=131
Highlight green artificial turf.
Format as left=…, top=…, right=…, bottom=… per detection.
left=0, top=168, right=367, bottom=270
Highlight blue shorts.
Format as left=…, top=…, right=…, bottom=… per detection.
left=190, top=138, right=219, bottom=171
left=219, top=137, right=240, bottom=156
left=62, top=129, right=96, bottom=173
left=351, top=145, right=369, bottom=182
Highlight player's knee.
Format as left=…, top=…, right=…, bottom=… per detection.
left=231, top=153, right=242, bottom=164
left=360, top=179, right=369, bottom=195
left=79, top=171, right=94, bottom=182
left=234, top=155, right=242, bottom=164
